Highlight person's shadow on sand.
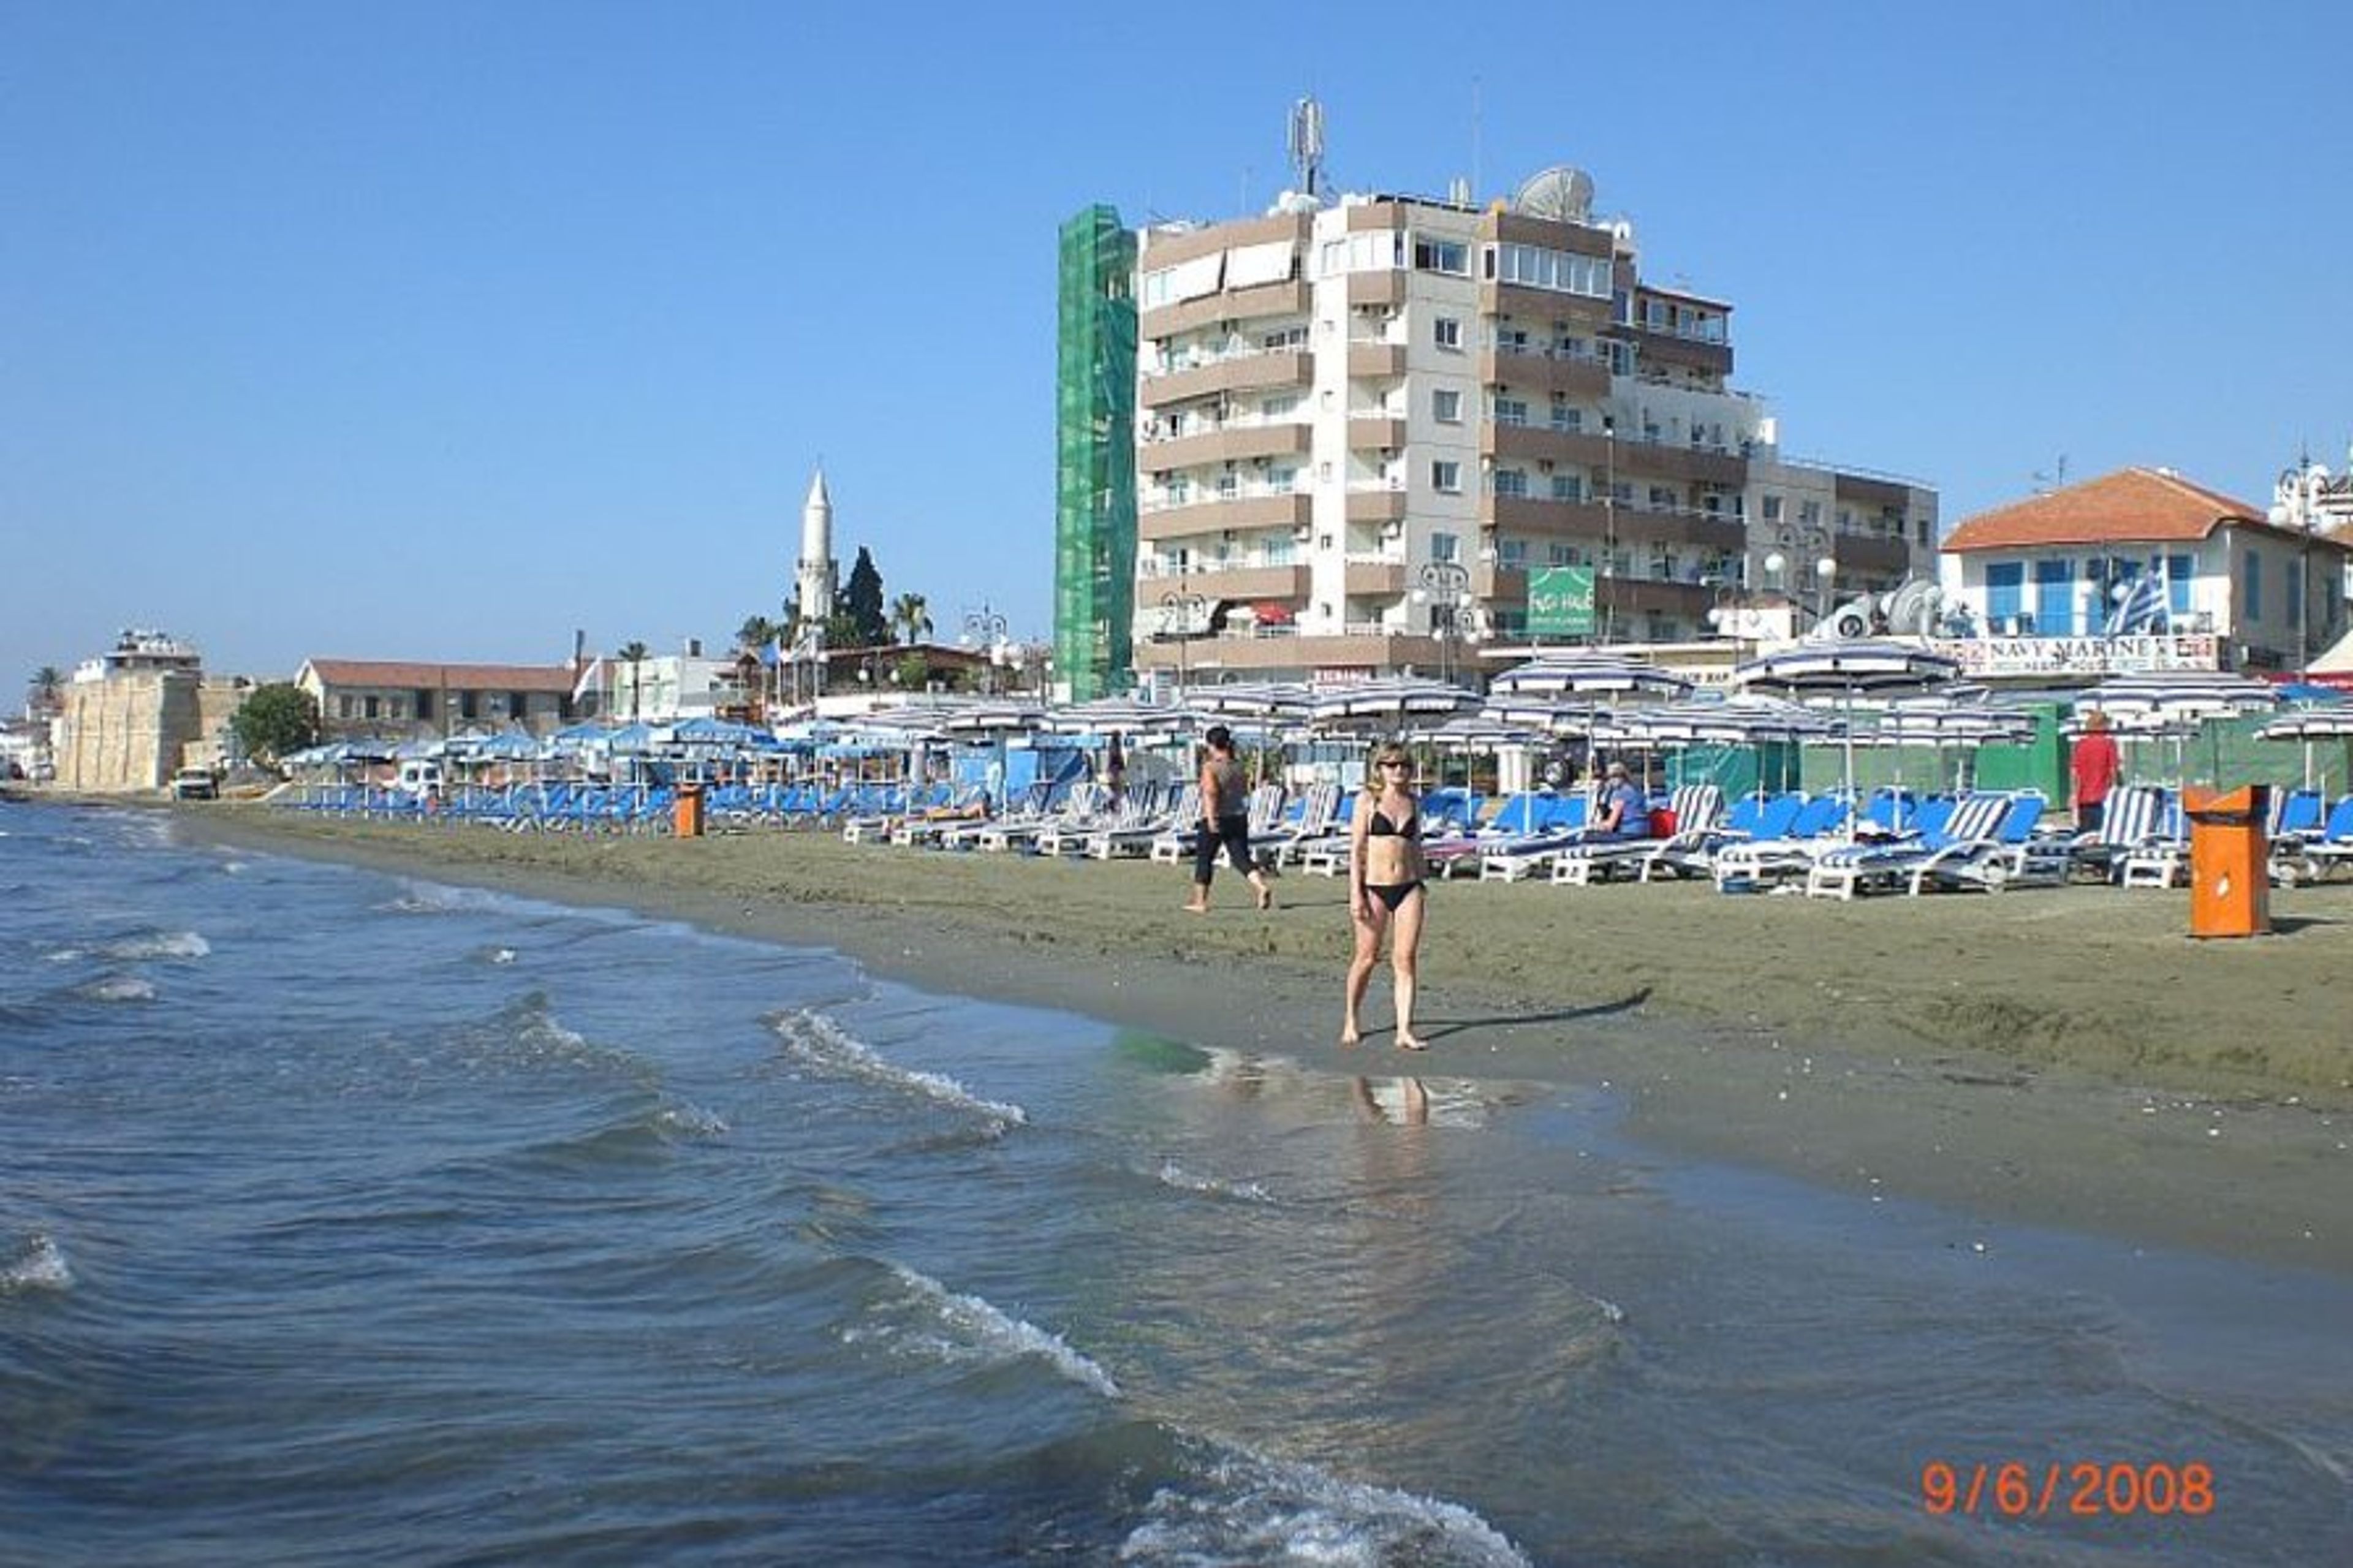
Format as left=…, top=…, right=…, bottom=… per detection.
left=1406, top=987, right=1653, bottom=1045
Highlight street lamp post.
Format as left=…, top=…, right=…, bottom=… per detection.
left=1415, top=560, right=1474, bottom=685
left=1159, top=581, right=1208, bottom=697
left=1600, top=414, right=1617, bottom=645
left=961, top=605, right=1009, bottom=694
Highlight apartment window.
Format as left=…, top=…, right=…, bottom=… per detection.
left=1216, top=472, right=1239, bottom=499
left=1497, top=537, right=1528, bottom=567
left=1260, top=325, right=1307, bottom=351
left=337, top=695, right=354, bottom=719
left=1431, top=460, right=1462, bottom=494
left=1166, top=475, right=1190, bottom=506
left=1265, top=536, right=1295, bottom=567
left=1431, top=531, right=1461, bottom=563
left=1433, top=388, right=1463, bottom=423
left=2034, top=558, right=2075, bottom=635
left=1646, top=485, right=1678, bottom=511
left=1799, top=501, right=1822, bottom=528
left=1260, top=393, right=1300, bottom=420
left=507, top=691, right=528, bottom=718
left=1412, top=235, right=1469, bottom=275
left=2243, top=551, right=2262, bottom=620
left=1550, top=474, right=1584, bottom=502
left=1762, top=494, right=1784, bottom=523
left=1493, top=396, right=1529, bottom=426
left=1987, top=562, right=2025, bottom=632
left=1650, top=545, right=1680, bottom=580
left=1267, top=465, right=1298, bottom=494
left=1549, top=543, right=1586, bottom=566
left=460, top=691, right=479, bottom=721
left=364, top=695, right=381, bottom=719
left=1550, top=398, right=1580, bottom=432
left=1493, top=469, right=1529, bottom=499
left=1433, top=317, right=1462, bottom=350
left=2167, top=554, right=2194, bottom=616
left=414, top=689, right=434, bottom=720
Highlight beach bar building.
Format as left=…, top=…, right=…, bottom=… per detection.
left=1933, top=467, right=2353, bottom=686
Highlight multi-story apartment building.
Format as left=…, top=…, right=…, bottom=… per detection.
left=1056, top=164, right=1937, bottom=694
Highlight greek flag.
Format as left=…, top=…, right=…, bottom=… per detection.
left=2105, top=572, right=2169, bottom=635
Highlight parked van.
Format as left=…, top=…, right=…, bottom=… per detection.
left=396, top=760, right=444, bottom=797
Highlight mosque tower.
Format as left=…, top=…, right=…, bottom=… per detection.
left=795, top=466, right=836, bottom=631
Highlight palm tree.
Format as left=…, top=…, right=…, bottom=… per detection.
left=26, top=666, right=64, bottom=716
left=615, top=640, right=650, bottom=722
left=736, top=615, right=781, bottom=654
left=890, top=592, right=933, bottom=647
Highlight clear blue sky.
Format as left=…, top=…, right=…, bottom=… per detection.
left=6, top=0, right=2347, bottom=690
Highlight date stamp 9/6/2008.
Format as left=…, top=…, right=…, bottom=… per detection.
left=1920, top=1461, right=2214, bottom=1519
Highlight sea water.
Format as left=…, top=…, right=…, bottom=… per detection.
left=2, top=800, right=2347, bottom=1566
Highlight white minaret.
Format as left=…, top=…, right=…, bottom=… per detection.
left=795, top=466, right=836, bottom=629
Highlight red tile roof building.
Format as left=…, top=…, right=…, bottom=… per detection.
left=1934, top=468, right=2352, bottom=678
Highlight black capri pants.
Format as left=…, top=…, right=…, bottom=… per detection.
left=1192, top=814, right=1254, bottom=883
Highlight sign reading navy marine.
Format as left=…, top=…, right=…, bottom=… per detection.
left=1526, top=566, right=1596, bottom=637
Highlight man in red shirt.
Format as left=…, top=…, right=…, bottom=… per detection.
left=2071, top=710, right=2122, bottom=833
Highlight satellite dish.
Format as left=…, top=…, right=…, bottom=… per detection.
left=1512, top=165, right=1594, bottom=223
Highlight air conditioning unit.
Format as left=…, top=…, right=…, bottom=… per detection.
left=1291, top=523, right=1313, bottom=543
left=1381, top=521, right=1404, bottom=540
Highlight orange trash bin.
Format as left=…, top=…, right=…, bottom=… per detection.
left=674, top=782, right=706, bottom=839
left=2183, top=784, right=2270, bottom=938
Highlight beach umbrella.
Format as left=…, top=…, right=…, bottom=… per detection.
left=1488, top=652, right=1692, bottom=701
left=2257, top=706, right=2353, bottom=791
left=1732, top=640, right=1960, bottom=831
left=1184, top=681, right=1314, bottom=724
left=1307, top=676, right=1479, bottom=736
left=1040, top=696, right=1192, bottom=741
left=670, top=716, right=782, bottom=750
left=2078, top=672, right=2279, bottom=785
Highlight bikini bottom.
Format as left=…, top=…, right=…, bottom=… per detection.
left=1364, top=881, right=1425, bottom=914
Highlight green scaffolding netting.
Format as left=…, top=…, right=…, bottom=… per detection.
left=1053, top=205, right=1137, bottom=702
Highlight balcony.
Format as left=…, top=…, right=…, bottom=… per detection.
left=1478, top=343, right=1610, bottom=399
left=1140, top=278, right=1313, bottom=339
left=1141, top=349, right=1311, bottom=408
left=1137, top=491, right=1311, bottom=541
left=1347, top=342, right=1407, bottom=379
left=1141, top=420, right=1311, bottom=472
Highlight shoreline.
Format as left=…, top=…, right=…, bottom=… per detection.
left=157, top=801, right=2353, bottom=1272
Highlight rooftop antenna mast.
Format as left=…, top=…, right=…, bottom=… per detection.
left=1288, top=96, right=1325, bottom=199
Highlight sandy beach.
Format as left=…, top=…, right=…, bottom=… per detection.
left=182, top=803, right=2353, bottom=1273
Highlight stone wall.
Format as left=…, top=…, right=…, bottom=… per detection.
left=59, top=673, right=202, bottom=792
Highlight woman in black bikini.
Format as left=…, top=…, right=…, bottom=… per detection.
left=1344, top=743, right=1428, bottom=1050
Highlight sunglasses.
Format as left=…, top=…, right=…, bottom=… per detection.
left=1379, top=760, right=1411, bottom=770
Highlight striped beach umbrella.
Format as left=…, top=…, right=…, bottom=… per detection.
left=1733, top=641, right=1960, bottom=828
left=1488, top=651, right=1692, bottom=700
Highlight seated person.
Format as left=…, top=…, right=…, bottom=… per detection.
left=1591, top=761, right=1652, bottom=839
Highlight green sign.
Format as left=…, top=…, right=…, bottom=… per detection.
left=1527, top=566, right=1595, bottom=637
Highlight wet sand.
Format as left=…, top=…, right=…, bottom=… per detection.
left=184, top=804, right=2353, bottom=1272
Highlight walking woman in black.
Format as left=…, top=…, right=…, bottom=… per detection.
left=1183, top=725, right=1272, bottom=914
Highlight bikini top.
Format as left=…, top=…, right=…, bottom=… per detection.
left=1368, top=803, right=1421, bottom=841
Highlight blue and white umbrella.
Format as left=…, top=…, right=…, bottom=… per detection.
left=1308, top=676, right=1480, bottom=735
left=2257, top=705, right=2353, bottom=790
left=1733, top=640, right=1960, bottom=829
left=1488, top=652, right=1692, bottom=700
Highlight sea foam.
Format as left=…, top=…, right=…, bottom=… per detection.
left=771, top=1009, right=1028, bottom=1136
left=1, top=1233, right=74, bottom=1295
left=850, top=1261, right=1120, bottom=1399
left=1123, top=1442, right=1530, bottom=1567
